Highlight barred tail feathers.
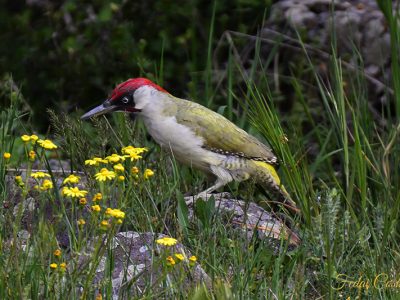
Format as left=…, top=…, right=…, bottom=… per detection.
left=252, top=161, right=299, bottom=213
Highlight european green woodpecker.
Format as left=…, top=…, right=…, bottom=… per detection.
left=81, top=78, right=299, bottom=213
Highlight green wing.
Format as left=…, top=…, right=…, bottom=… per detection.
left=172, top=97, right=278, bottom=166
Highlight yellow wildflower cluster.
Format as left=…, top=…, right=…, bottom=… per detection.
left=20, top=134, right=57, bottom=167
left=21, top=134, right=39, bottom=144
left=21, top=134, right=57, bottom=150
left=49, top=262, right=67, bottom=271
left=165, top=254, right=197, bottom=267
left=97, top=208, right=125, bottom=230
left=84, top=146, right=155, bottom=183
left=31, top=172, right=54, bottom=191
left=105, top=208, right=125, bottom=223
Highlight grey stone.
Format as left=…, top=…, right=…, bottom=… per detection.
left=78, top=232, right=211, bottom=299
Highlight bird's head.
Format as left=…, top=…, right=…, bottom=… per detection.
left=81, top=78, right=168, bottom=120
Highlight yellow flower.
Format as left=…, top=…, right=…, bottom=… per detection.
left=131, top=167, right=139, bottom=174
left=122, top=146, right=148, bottom=155
left=113, top=163, right=125, bottom=172
left=118, top=175, right=125, bottom=181
left=63, top=174, right=80, bottom=185
left=40, top=179, right=53, bottom=191
left=95, top=168, right=116, bottom=182
left=31, top=172, right=51, bottom=179
left=15, top=175, right=24, bottom=187
left=30, top=134, right=39, bottom=143
left=125, top=152, right=142, bottom=161
left=37, top=139, right=58, bottom=150
left=91, top=205, right=101, bottom=212
left=93, top=193, right=102, bottom=202
left=113, top=209, right=125, bottom=219
left=106, top=154, right=125, bottom=163
left=53, top=249, right=62, bottom=257
left=3, top=152, right=11, bottom=160
left=105, top=208, right=125, bottom=219
left=21, top=135, right=31, bottom=142
left=62, top=186, right=88, bottom=198
left=166, top=256, right=176, bottom=266
left=116, top=219, right=123, bottom=224
left=189, top=255, right=197, bottom=266
left=175, top=253, right=185, bottom=261
left=100, top=220, right=110, bottom=230
left=85, top=159, right=98, bottom=166
left=156, top=237, right=177, bottom=247
left=50, top=263, right=58, bottom=269
left=59, top=262, right=67, bottom=271
left=79, top=198, right=87, bottom=205
left=144, top=169, right=154, bottom=179
left=77, top=219, right=86, bottom=226
left=95, top=293, right=103, bottom=300
left=93, top=157, right=108, bottom=163
left=28, top=150, right=36, bottom=161
left=105, top=207, right=112, bottom=217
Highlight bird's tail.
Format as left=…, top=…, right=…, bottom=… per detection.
left=252, top=161, right=300, bottom=214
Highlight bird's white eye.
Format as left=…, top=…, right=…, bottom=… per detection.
left=122, top=97, right=129, bottom=104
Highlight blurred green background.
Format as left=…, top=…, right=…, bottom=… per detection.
left=0, top=0, right=272, bottom=130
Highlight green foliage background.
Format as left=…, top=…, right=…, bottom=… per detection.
left=0, top=0, right=271, bottom=129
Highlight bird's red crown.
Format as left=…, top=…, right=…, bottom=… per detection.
left=109, top=78, right=168, bottom=101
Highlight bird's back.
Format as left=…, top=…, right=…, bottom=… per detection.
left=170, top=96, right=278, bottom=166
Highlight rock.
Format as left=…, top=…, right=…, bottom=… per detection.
left=78, top=232, right=211, bottom=299
left=185, top=193, right=300, bottom=252
left=265, top=0, right=393, bottom=110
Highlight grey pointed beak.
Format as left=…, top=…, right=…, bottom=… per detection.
left=81, top=100, right=117, bottom=120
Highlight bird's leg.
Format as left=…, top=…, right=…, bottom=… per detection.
left=195, top=179, right=227, bottom=200
left=184, top=166, right=233, bottom=204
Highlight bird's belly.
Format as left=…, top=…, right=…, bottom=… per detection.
left=143, top=116, right=220, bottom=170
